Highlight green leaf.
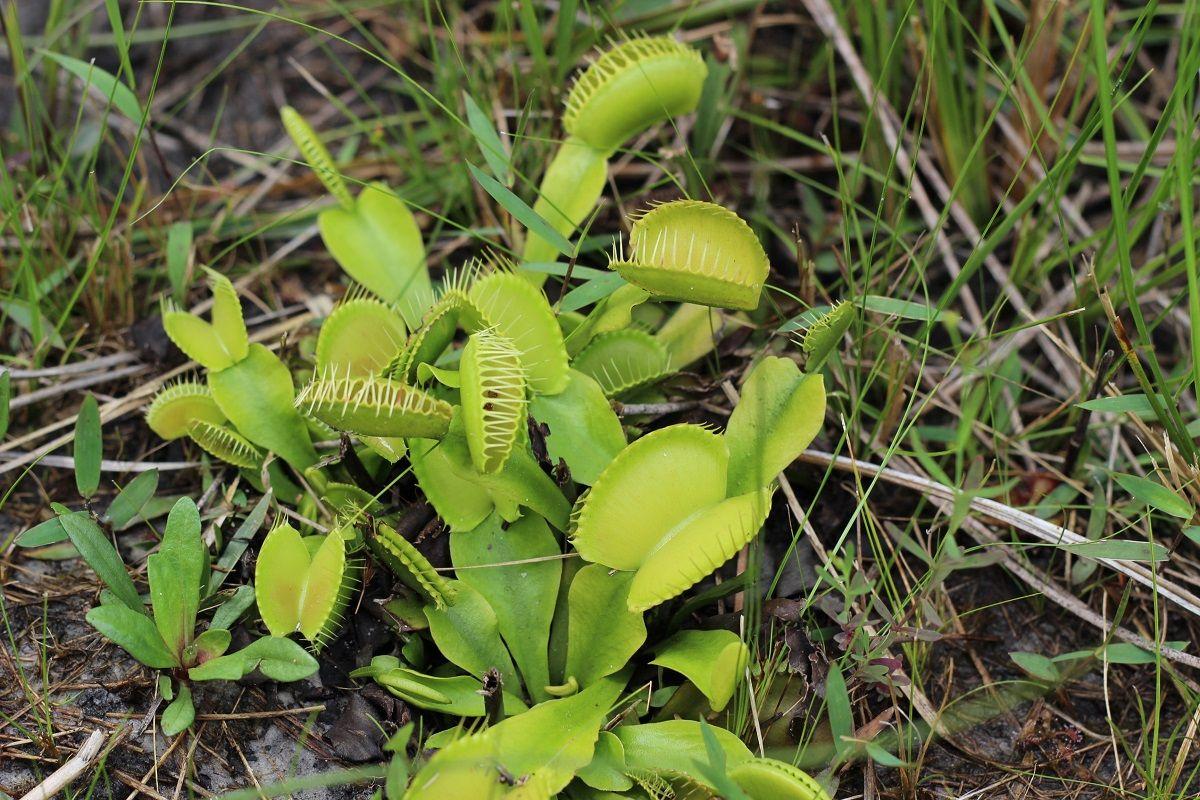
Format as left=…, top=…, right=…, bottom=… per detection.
left=426, top=580, right=520, bottom=693
left=210, top=585, right=256, bottom=631
left=57, top=505, right=141, bottom=611
left=41, top=50, right=143, bottom=122
left=0, top=368, right=9, bottom=439
left=1113, top=473, right=1194, bottom=519
left=243, top=636, right=320, bottom=681
left=564, top=565, right=646, bottom=688
left=407, top=674, right=626, bottom=798
left=1054, top=641, right=1188, bottom=665
left=824, top=661, right=854, bottom=759
left=161, top=685, right=195, bottom=735
left=355, top=661, right=527, bottom=717
left=463, top=92, right=511, bottom=184
left=616, top=720, right=753, bottom=779
left=451, top=513, right=561, bottom=702
left=1060, top=539, right=1169, bottom=562
left=1009, top=651, right=1061, bottom=681
left=858, top=294, right=949, bottom=322
left=148, top=498, right=205, bottom=658
left=86, top=603, right=176, bottom=669
left=17, top=513, right=83, bottom=547
left=724, top=357, right=826, bottom=495
left=864, top=741, right=910, bottom=768
left=189, top=636, right=318, bottom=683
left=73, top=394, right=102, bottom=497
left=468, top=162, right=572, bottom=256
left=166, top=222, right=193, bottom=301
left=1076, top=394, right=1160, bottom=416
left=186, top=628, right=232, bottom=666
left=528, top=370, right=626, bottom=485
left=207, top=492, right=271, bottom=595
left=651, top=629, right=748, bottom=712
left=576, top=730, right=632, bottom=792
left=104, top=469, right=159, bottom=528
left=317, top=184, right=431, bottom=325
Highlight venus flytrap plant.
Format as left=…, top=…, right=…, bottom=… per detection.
left=800, top=300, right=855, bottom=371
left=120, top=35, right=845, bottom=794
left=367, top=521, right=457, bottom=609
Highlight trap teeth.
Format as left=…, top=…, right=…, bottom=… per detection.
left=296, top=373, right=453, bottom=438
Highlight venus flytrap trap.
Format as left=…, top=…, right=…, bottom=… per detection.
left=525, top=35, right=708, bottom=268
left=609, top=199, right=771, bottom=311
left=254, top=522, right=360, bottom=649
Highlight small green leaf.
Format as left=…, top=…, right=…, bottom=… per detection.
left=1076, top=394, right=1159, bottom=415
left=188, top=627, right=232, bottom=664
left=463, top=92, right=511, bottom=184
left=1113, top=473, right=1194, bottom=519
left=1009, top=651, right=1061, bottom=682
left=74, top=394, right=102, bottom=497
left=1060, top=539, right=1169, bottom=562
left=824, top=661, right=854, bottom=759
left=86, top=603, right=176, bottom=669
left=864, top=741, right=910, bottom=768
left=240, top=636, right=320, bottom=682
left=207, top=492, right=271, bottom=595
left=17, top=513, right=80, bottom=547
left=0, top=368, right=9, bottom=439
left=41, top=50, right=143, bottom=122
left=104, top=469, right=159, bottom=528
left=161, top=685, right=195, bottom=735
left=188, top=636, right=318, bottom=683
left=57, top=505, right=141, bottom=611
left=468, top=162, right=572, bottom=256
left=148, top=498, right=205, bottom=658
left=210, top=585, right=256, bottom=631
left=576, top=730, right=632, bottom=792
left=858, top=295, right=949, bottom=322
left=1054, top=641, right=1188, bottom=665
left=166, top=222, right=193, bottom=301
